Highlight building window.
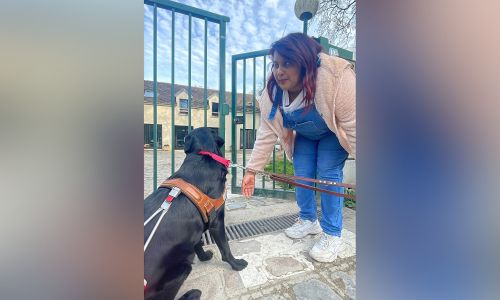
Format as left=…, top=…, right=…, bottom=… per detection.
left=179, top=99, right=188, bottom=114
left=174, top=125, right=193, bottom=149
left=246, top=101, right=254, bottom=110
left=211, top=102, right=219, bottom=116
left=144, top=124, right=162, bottom=148
left=144, top=90, right=154, bottom=98
left=240, top=129, right=255, bottom=149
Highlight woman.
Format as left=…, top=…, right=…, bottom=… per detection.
left=241, top=33, right=355, bottom=262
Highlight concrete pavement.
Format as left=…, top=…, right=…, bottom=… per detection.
left=175, top=193, right=356, bottom=300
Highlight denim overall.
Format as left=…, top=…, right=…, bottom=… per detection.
left=281, top=104, right=348, bottom=236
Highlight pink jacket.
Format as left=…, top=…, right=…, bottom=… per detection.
left=247, top=53, right=356, bottom=171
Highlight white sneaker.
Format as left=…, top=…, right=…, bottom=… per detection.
left=309, top=232, right=345, bottom=262
left=284, top=218, right=322, bottom=239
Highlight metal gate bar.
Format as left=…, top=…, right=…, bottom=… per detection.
left=144, top=0, right=229, bottom=191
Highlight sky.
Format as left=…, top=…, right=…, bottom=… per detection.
left=144, top=0, right=321, bottom=93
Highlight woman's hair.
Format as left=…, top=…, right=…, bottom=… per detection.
left=267, top=33, right=323, bottom=107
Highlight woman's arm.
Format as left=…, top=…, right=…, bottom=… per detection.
left=242, top=94, right=279, bottom=198
left=245, top=89, right=280, bottom=171
left=335, top=67, right=356, bottom=158
left=246, top=116, right=279, bottom=171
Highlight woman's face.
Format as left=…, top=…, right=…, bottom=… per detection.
left=271, top=52, right=302, bottom=93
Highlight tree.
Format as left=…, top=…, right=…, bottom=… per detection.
left=310, top=0, right=356, bottom=49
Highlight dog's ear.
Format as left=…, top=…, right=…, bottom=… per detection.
left=216, top=135, right=224, bottom=149
left=210, top=129, right=225, bottom=149
left=184, top=134, right=194, bottom=154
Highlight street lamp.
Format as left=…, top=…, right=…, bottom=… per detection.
left=294, top=0, right=319, bottom=34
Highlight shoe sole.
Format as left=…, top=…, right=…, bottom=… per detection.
left=309, top=253, right=337, bottom=263
left=284, top=228, right=323, bottom=239
left=309, top=244, right=345, bottom=262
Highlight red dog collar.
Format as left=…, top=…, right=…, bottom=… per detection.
left=198, top=151, right=230, bottom=168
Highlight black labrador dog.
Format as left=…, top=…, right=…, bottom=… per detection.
left=144, top=127, right=248, bottom=300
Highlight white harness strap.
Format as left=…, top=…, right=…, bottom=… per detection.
left=144, top=207, right=162, bottom=226
left=144, top=186, right=182, bottom=291
left=144, top=186, right=181, bottom=251
left=144, top=209, right=167, bottom=251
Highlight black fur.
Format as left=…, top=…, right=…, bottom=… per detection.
left=144, top=127, right=248, bottom=300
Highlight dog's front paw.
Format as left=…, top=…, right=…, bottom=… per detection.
left=229, top=258, right=248, bottom=271
left=179, top=289, right=201, bottom=300
left=197, top=250, right=213, bottom=261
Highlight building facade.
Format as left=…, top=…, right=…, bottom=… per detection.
left=144, top=81, right=261, bottom=151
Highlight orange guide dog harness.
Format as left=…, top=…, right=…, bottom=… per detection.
left=144, top=151, right=229, bottom=292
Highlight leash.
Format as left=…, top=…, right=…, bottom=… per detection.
left=195, top=152, right=356, bottom=200
left=230, top=163, right=356, bottom=200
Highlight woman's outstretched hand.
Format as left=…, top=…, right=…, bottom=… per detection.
left=241, top=172, right=256, bottom=198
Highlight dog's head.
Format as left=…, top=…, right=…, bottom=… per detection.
left=183, top=127, right=225, bottom=156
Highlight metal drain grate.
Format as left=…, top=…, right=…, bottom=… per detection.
left=201, top=211, right=323, bottom=246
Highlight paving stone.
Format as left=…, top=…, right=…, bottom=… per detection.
left=223, top=269, right=246, bottom=296
left=265, top=257, right=306, bottom=277
left=175, top=272, right=224, bottom=300
left=259, top=294, right=288, bottom=300
left=293, top=279, right=342, bottom=300
left=331, top=271, right=356, bottom=300
left=260, top=285, right=278, bottom=295
left=240, top=294, right=251, bottom=300
left=349, top=269, right=356, bottom=284
left=226, top=201, right=247, bottom=210
left=230, top=240, right=262, bottom=256
left=227, top=194, right=245, bottom=200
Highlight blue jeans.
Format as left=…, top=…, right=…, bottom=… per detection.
left=282, top=105, right=349, bottom=236
left=293, top=132, right=348, bottom=236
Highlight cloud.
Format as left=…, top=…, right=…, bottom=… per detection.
left=245, top=23, right=258, bottom=35
left=144, top=0, right=326, bottom=90
left=264, top=0, right=279, bottom=10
